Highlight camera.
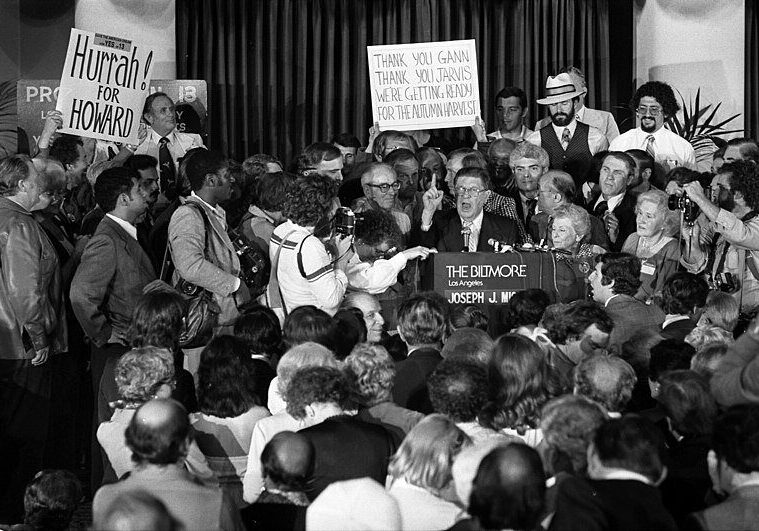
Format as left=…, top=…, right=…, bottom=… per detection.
left=229, top=229, right=270, bottom=297
left=333, top=207, right=356, bottom=236
left=712, top=272, right=739, bottom=294
left=667, top=192, right=701, bottom=224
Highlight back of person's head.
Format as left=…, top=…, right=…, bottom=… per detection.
left=23, top=470, right=82, bottom=531
left=701, top=291, right=740, bottom=332
left=296, top=142, right=342, bottom=172
left=685, top=325, right=734, bottom=351
left=596, top=253, right=642, bottom=296
left=197, top=335, right=259, bottom=417
left=690, top=342, right=729, bottom=380
left=276, top=342, right=338, bottom=398
left=176, top=147, right=205, bottom=196
left=353, top=207, right=402, bottom=248
left=468, top=445, right=546, bottom=531
left=649, top=339, right=696, bottom=382
left=33, top=156, right=66, bottom=193
left=184, top=150, right=228, bottom=192
left=284, top=365, right=348, bottom=420
left=125, top=153, right=158, bottom=174
left=450, top=304, right=489, bottom=331
left=428, top=358, right=489, bottom=423
left=373, top=130, right=416, bottom=161
left=128, top=285, right=186, bottom=350
left=282, top=173, right=338, bottom=227
left=48, top=134, right=83, bottom=168
left=440, top=327, right=494, bottom=365
left=540, top=395, right=607, bottom=476
left=397, top=292, right=447, bottom=346
left=573, top=355, right=637, bottom=413
left=242, top=153, right=282, bottom=180
left=626, top=148, right=655, bottom=173
left=660, top=272, right=709, bottom=315
left=506, top=289, right=551, bottom=329
left=261, top=430, right=315, bottom=491
left=543, top=300, right=613, bottom=345
left=389, top=414, right=471, bottom=491
left=725, top=137, right=759, bottom=163
left=307, top=478, right=401, bottom=531
left=383, top=147, right=418, bottom=168
left=461, top=153, right=488, bottom=170
left=115, top=347, right=175, bottom=403
left=590, top=415, right=665, bottom=484
left=283, top=305, right=338, bottom=351
left=253, top=170, right=294, bottom=212
left=332, top=308, right=367, bottom=360
left=657, top=370, right=717, bottom=436
left=125, top=398, right=191, bottom=466
left=94, top=166, right=139, bottom=213
left=234, top=304, right=283, bottom=359
left=712, top=405, right=759, bottom=474
left=96, top=490, right=177, bottom=531
left=344, top=343, right=396, bottom=406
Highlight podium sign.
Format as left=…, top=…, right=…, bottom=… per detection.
left=430, top=251, right=579, bottom=305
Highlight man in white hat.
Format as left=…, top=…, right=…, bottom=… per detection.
left=526, top=73, right=609, bottom=188
left=534, top=66, right=620, bottom=143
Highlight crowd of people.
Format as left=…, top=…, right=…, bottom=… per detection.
left=2, top=66, right=759, bottom=530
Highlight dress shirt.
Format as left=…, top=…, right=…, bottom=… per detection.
left=599, top=469, right=654, bottom=486
left=594, top=192, right=625, bottom=214
left=609, top=126, right=696, bottom=170
left=526, top=118, right=608, bottom=154
left=662, top=314, right=691, bottom=329
left=105, top=213, right=137, bottom=240
left=486, top=125, right=533, bottom=143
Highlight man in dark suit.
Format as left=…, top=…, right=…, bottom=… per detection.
left=392, top=293, right=447, bottom=414
left=416, top=167, right=517, bottom=252
left=587, top=152, right=638, bottom=252
left=659, top=272, right=709, bottom=342
left=689, top=405, right=759, bottom=530
left=549, top=415, right=677, bottom=531
left=70, top=166, right=156, bottom=489
left=589, top=253, right=664, bottom=354
left=284, top=366, right=399, bottom=502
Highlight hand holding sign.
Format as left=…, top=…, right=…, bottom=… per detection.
left=38, top=110, right=63, bottom=150
left=471, top=116, right=487, bottom=143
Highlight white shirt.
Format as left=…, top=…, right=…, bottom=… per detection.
left=105, top=213, right=137, bottom=240
left=662, top=314, right=691, bottom=329
left=486, top=125, right=533, bottom=143
left=597, top=469, right=654, bottom=486
left=460, top=210, right=484, bottom=252
left=594, top=191, right=625, bottom=214
left=346, top=252, right=408, bottom=294
left=609, top=126, right=696, bottom=170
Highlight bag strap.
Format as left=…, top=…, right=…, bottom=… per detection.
left=296, top=234, right=314, bottom=279
left=268, top=229, right=299, bottom=316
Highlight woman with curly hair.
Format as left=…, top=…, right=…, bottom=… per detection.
left=269, top=173, right=352, bottom=316
left=387, top=414, right=470, bottom=530
left=191, top=335, right=270, bottom=507
left=479, top=334, right=548, bottom=447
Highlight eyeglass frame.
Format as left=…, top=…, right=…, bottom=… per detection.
left=636, top=105, right=663, bottom=117
left=366, top=181, right=401, bottom=194
left=454, top=186, right=486, bottom=198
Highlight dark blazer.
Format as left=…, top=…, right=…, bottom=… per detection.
left=549, top=476, right=677, bottom=531
left=416, top=209, right=518, bottom=252
left=393, top=347, right=443, bottom=414
left=509, top=189, right=537, bottom=228
left=660, top=317, right=697, bottom=342
left=71, top=216, right=156, bottom=347
left=689, top=485, right=759, bottom=531
left=604, top=294, right=665, bottom=355
left=587, top=192, right=637, bottom=252
left=299, top=415, right=399, bottom=501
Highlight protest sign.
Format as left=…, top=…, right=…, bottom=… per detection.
left=367, top=39, right=480, bottom=131
left=17, top=79, right=207, bottom=152
left=56, top=29, right=155, bottom=144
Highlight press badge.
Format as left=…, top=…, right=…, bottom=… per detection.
left=641, top=261, right=656, bottom=276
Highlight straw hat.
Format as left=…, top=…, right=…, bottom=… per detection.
left=536, top=73, right=584, bottom=105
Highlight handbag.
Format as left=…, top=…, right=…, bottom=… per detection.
left=162, top=201, right=221, bottom=348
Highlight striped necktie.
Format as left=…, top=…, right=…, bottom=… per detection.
left=645, top=134, right=656, bottom=160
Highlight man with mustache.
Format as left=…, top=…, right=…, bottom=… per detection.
left=526, top=73, right=608, bottom=188
left=609, top=81, right=696, bottom=177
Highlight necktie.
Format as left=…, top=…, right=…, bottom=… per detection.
left=561, top=128, right=571, bottom=150
left=159, top=137, right=177, bottom=200
left=645, top=135, right=656, bottom=160
left=461, top=220, right=476, bottom=252
left=544, top=216, right=554, bottom=246
left=526, top=198, right=537, bottom=227
left=593, top=200, right=608, bottom=218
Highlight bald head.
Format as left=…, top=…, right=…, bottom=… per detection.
left=360, top=162, right=395, bottom=185
left=262, top=431, right=315, bottom=491
left=125, top=398, right=190, bottom=466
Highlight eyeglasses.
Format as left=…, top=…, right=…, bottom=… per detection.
left=367, top=181, right=401, bottom=194
left=455, top=186, right=485, bottom=198
left=513, top=165, right=543, bottom=176
left=636, top=106, right=663, bottom=117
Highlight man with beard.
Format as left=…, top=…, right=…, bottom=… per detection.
left=681, top=160, right=759, bottom=312
left=527, top=73, right=608, bottom=188
left=609, top=81, right=696, bottom=174
left=416, top=167, right=517, bottom=252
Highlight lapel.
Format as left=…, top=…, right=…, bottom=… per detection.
left=443, top=213, right=465, bottom=252
left=185, top=196, right=235, bottom=257
left=102, top=217, right=155, bottom=279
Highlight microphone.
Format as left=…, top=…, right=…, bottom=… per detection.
left=461, top=226, right=471, bottom=252
left=487, top=238, right=514, bottom=253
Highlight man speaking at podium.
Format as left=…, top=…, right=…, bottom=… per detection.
left=415, top=167, right=518, bottom=252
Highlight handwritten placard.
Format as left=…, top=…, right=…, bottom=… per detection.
left=56, top=29, right=155, bottom=144
left=367, top=39, right=481, bottom=131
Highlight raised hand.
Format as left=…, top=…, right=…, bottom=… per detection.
left=402, top=246, right=437, bottom=261
left=471, top=116, right=487, bottom=142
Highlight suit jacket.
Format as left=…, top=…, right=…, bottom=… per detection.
left=604, top=294, right=665, bottom=354
left=70, top=216, right=155, bottom=347
left=548, top=476, right=677, bottom=531
left=587, top=192, right=637, bottom=252
left=393, top=347, right=443, bottom=413
left=689, top=485, right=759, bottom=531
left=416, top=209, right=518, bottom=252
left=168, top=195, right=245, bottom=326
left=299, top=415, right=399, bottom=501
left=536, top=106, right=620, bottom=143
left=660, top=317, right=697, bottom=342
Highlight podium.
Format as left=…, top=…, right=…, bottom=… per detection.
left=424, top=251, right=582, bottom=306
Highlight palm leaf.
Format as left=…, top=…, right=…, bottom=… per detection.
left=0, top=79, right=18, bottom=156
left=668, top=87, right=742, bottom=147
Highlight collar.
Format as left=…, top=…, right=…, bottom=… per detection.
left=248, top=205, right=275, bottom=224
left=663, top=314, right=691, bottom=328
left=575, top=106, right=585, bottom=122
left=598, top=469, right=654, bottom=486
left=190, top=192, right=225, bottom=220
left=595, top=191, right=625, bottom=212
left=105, top=213, right=138, bottom=240
left=604, top=293, right=620, bottom=308
left=460, top=209, right=484, bottom=232
left=551, top=118, right=578, bottom=139
left=407, top=345, right=439, bottom=356
left=147, top=127, right=177, bottom=144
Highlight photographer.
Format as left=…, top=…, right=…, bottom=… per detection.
left=680, top=161, right=759, bottom=312
left=346, top=208, right=434, bottom=294
left=269, top=174, right=352, bottom=316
